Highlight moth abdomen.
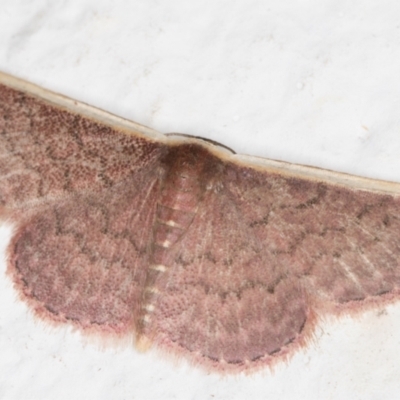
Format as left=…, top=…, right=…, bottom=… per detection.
left=137, top=144, right=214, bottom=339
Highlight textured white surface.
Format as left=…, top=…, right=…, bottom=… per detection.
left=1, top=1, right=400, bottom=399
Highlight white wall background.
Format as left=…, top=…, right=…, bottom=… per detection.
left=1, top=1, right=400, bottom=399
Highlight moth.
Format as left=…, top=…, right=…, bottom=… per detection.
left=1, top=71, right=400, bottom=374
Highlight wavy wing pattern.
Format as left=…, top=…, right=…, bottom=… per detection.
left=1, top=73, right=400, bottom=373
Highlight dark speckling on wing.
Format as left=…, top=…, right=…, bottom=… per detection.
left=2, top=72, right=400, bottom=373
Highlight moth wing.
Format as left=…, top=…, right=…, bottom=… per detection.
left=148, top=161, right=400, bottom=371
left=147, top=162, right=308, bottom=370
left=294, top=181, right=400, bottom=305
left=0, top=74, right=166, bottom=336
left=0, top=74, right=165, bottom=214
left=8, top=155, right=163, bottom=336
